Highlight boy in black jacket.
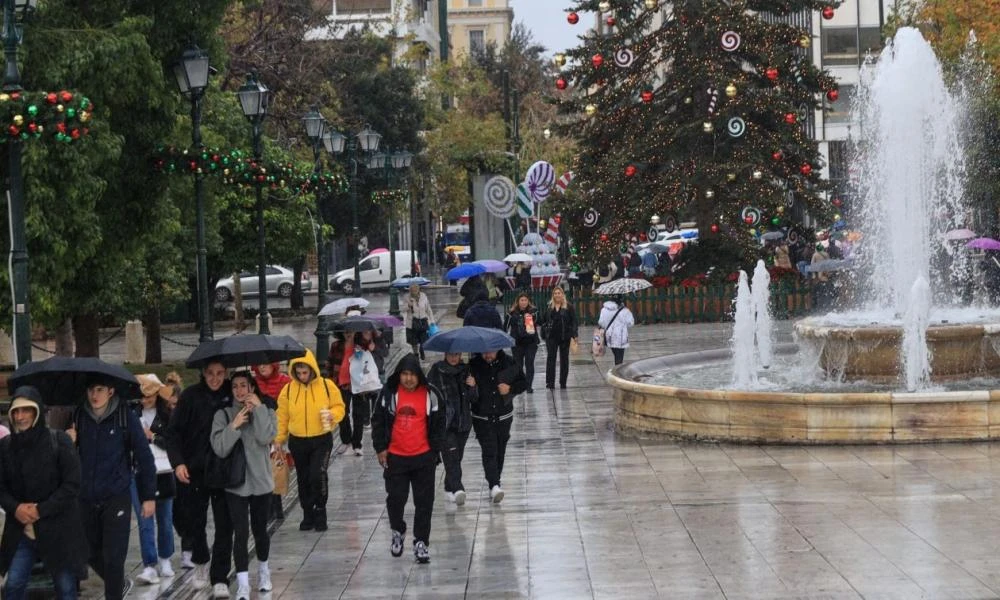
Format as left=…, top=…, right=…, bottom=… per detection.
left=426, top=353, right=477, bottom=505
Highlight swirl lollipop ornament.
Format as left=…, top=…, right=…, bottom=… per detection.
left=483, top=175, right=517, bottom=217
left=720, top=31, right=741, bottom=52
left=614, top=48, right=636, bottom=68
left=583, top=208, right=601, bottom=228
left=524, top=161, right=555, bottom=203
left=727, top=117, right=746, bottom=137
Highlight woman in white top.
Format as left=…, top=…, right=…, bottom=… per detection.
left=598, top=297, right=636, bottom=365
left=403, top=283, right=435, bottom=359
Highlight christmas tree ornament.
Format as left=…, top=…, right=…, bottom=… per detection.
left=752, top=169, right=763, bottom=180
left=822, top=6, right=835, bottom=19
left=641, top=90, right=654, bottom=103
left=772, top=150, right=783, bottom=161
left=720, top=31, right=741, bottom=52
left=624, top=165, right=637, bottom=177
left=538, top=219, right=547, bottom=230
left=584, top=208, right=600, bottom=227
left=765, top=67, right=779, bottom=81
left=725, top=83, right=737, bottom=97
left=556, top=78, right=567, bottom=90
left=726, top=173, right=737, bottom=182
left=727, top=117, right=746, bottom=137
left=707, top=86, right=719, bottom=114
left=776, top=206, right=785, bottom=214
left=484, top=176, right=517, bottom=217
left=771, top=216, right=781, bottom=226
left=799, top=35, right=811, bottom=48
left=826, top=89, right=839, bottom=102
left=592, top=54, right=604, bottom=69
left=800, top=163, right=813, bottom=175
left=644, top=0, right=658, bottom=9
left=567, top=12, right=579, bottom=24
left=585, top=103, right=597, bottom=116
left=554, top=53, right=567, bottom=67
left=684, top=97, right=692, bottom=104
left=834, top=213, right=842, bottom=221
left=525, top=161, right=556, bottom=203
left=745, top=215, right=754, bottom=224
left=784, top=113, right=797, bottom=124
left=741, top=206, right=761, bottom=225
left=598, top=0, right=611, bottom=12
left=613, top=48, right=635, bottom=68
left=600, top=232, right=609, bottom=242
left=596, top=79, right=606, bottom=86
left=705, top=189, right=715, bottom=199
left=606, top=16, right=616, bottom=27
left=710, top=223, right=720, bottom=234
left=832, top=197, right=842, bottom=207
left=12, top=115, right=22, bottom=126
left=639, top=232, right=647, bottom=241
left=703, top=121, right=714, bottom=133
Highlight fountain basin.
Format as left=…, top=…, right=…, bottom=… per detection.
left=795, top=319, right=1000, bottom=383
left=610, top=346, right=1000, bottom=443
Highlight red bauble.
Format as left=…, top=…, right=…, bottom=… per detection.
left=832, top=198, right=843, bottom=207
left=10, top=92, right=19, bottom=101
left=822, top=6, right=835, bottom=19
left=60, top=91, right=73, bottom=103
left=46, top=92, right=57, bottom=104
left=624, top=165, right=637, bottom=177
left=27, top=123, right=37, bottom=134
left=641, top=90, right=654, bottom=103
left=592, top=54, right=604, bottom=69
left=800, top=163, right=813, bottom=176
left=772, top=151, right=784, bottom=161
left=710, top=224, right=720, bottom=234
left=639, top=232, right=647, bottom=241
left=8, top=125, right=18, bottom=136
left=826, top=89, right=839, bottom=102
left=556, top=78, right=568, bottom=90
left=745, top=215, right=754, bottom=224
left=567, top=12, right=579, bottom=24
left=70, top=129, right=80, bottom=140
left=765, top=67, right=779, bottom=81
left=606, top=16, right=616, bottom=26
left=784, top=113, right=797, bottom=124
left=600, top=232, right=609, bottom=242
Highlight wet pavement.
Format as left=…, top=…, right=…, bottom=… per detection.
left=22, top=289, right=1000, bottom=599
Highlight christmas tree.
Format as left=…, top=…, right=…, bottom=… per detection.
left=553, top=0, right=842, bottom=266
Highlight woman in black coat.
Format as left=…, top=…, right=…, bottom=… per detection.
left=538, top=286, right=578, bottom=389
left=0, top=386, right=89, bottom=598
left=504, top=292, right=540, bottom=393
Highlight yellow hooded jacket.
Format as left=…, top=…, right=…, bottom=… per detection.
left=276, top=349, right=346, bottom=444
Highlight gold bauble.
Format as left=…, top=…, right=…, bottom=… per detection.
left=752, top=169, right=763, bottom=180
left=702, top=121, right=714, bottom=133
left=725, top=83, right=737, bottom=98
left=0, top=94, right=9, bottom=102
left=554, top=53, right=567, bottom=67
left=56, top=104, right=64, bottom=113
left=777, top=206, right=785, bottom=214
left=598, top=1, right=611, bottom=12
left=799, top=35, right=811, bottom=48
left=644, top=0, right=658, bottom=9
left=726, top=173, right=737, bottom=182
left=684, top=97, right=692, bottom=104
left=585, top=103, right=597, bottom=116
left=79, top=111, right=91, bottom=122
left=13, top=115, right=23, bottom=126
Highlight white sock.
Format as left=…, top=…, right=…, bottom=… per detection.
left=258, top=560, right=270, bottom=572
left=237, top=571, right=249, bottom=587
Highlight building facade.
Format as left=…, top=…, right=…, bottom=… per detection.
left=447, top=0, right=513, bottom=58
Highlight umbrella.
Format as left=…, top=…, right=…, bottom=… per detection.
left=760, top=231, right=785, bottom=241
left=8, top=356, right=142, bottom=405
left=370, top=247, right=389, bottom=254
left=945, top=228, right=977, bottom=241
left=363, top=313, right=404, bottom=328
left=318, top=297, right=370, bottom=316
left=639, top=242, right=669, bottom=254
left=423, top=326, right=515, bottom=354
left=446, top=263, right=488, bottom=280
left=966, top=237, right=1000, bottom=251
left=391, top=276, right=431, bottom=288
left=186, top=334, right=307, bottom=369
left=341, top=315, right=380, bottom=332
left=503, top=252, right=533, bottom=263
left=472, top=259, right=510, bottom=274
left=595, top=278, right=653, bottom=295
left=807, top=259, right=854, bottom=273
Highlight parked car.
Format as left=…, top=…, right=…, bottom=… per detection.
left=215, top=265, right=312, bottom=301
left=330, top=250, right=420, bottom=295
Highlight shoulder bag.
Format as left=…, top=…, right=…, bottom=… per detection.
left=592, top=306, right=624, bottom=358
left=205, top=409, right=247, bottom=489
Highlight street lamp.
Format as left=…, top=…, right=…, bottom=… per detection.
left=4, top=0, right=38, bottom=366
left=237, top=74, right=272, bottom=335
left=381, top=150, right=413, bottom=316
left=172, top=45, right=213, bottom=342
left=302, top=106, right=328, bottom=311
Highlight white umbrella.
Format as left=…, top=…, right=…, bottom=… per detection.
left=503, top=252, right=533, bottom=263
left=945, top=228, right=976, bottom=241
left=319, top=297, right=370, bottom=316
left=595, top=278, right=653, bottom=295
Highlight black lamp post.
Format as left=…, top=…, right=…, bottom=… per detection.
left=4, top=0, right=37, bottom=366
left=237, top=74, right=272, bottom=335
left=385, top=151, right=413, bottom=316
left=173, top=45, right=212, bottom=342
left=302, top=106, right=327, bottom=310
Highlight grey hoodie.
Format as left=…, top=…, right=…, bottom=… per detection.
left=210, top=402, right=277, bottom=497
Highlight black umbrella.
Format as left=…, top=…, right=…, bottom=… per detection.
left=185, top=334, right=307, bottom=369
left=340, top=316, right=380, bottom=333
left=7, top=356, right=142, bottom=405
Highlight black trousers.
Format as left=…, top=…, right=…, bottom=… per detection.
left=511, top=343, right=538, bottom=390
left=472, top=415, right=513, bottom=488
left=337, top=386, right=353, bottom=445
left=79, top=491, right=131, bottom=600
left=384, top=452, right=437, bottom=544
left=545, top=338, right=571, bottom=387
left=226, top=493, right=271, bottom=572
left=345, top=392, right=375, bottom=449
left=289, top=433, right=333, bottom=516
left=612, top=347, right=626, bottom=365
left=442, top=429, right=471, bottom=493
left=174, top=475, right=233, bottom=584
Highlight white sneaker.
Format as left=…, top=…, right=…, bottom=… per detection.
left=158, top=558, right=174, bottom=578
left=136, top=565, right=159, bottom=585
left=258, top=564, right=273, bottom=592
left=445, top=491, right=455, bottom=503
left=212, top=582, right=231, bottom=598
left=335, top=443, right=349, bottom=455
left=455, top=490, right=467, bottom=505
left=354, top=448, right=363, bottom=456
left=490, top=485, right=504, bottom=504
left=192, top=564, right=209, bottom=589
left=180, top=551, right=195, bottom=569
left=235, top=581, right=250, bottom=600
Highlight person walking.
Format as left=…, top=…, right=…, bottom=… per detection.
left=211, top=372, right=278, bottom=600
left=343, top=331, right=383, bottom=456
left=71, top=376, right=157, bottom=600
left=131, top=374, right=178, bottom=585
left=371, top=355, right=445, bottom=564
left=327, top=333, right=355, bottom=455
left=276, top=350, right=345, bottom=532
left=404, top=283, right=435, bottom=360
left=463, top=289, right=503, bottom=329
left=166, top=361, right=234, bottom=595
left=504, top=292, right=540, bottom=394
left=0, top=386, right=89, bottom=600
left=598, top=297, right=636, bottom=365
left=467, top=349, right=527, bottom=503
left=538, top=287, right=579, bottom=389
left=252, top=363, right=290, bottom=520
left=426, top=352, right=476, bottom=505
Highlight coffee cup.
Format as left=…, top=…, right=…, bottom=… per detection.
left=319, top=408, right=332, bottom=432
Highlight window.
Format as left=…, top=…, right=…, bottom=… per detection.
left=468, top=0, right=483, bottom=6
left=363, top=256, right=381, bottom=270
left=469, top=29, right=485, bottom=53
left=826, top=84, right=855, bottom=124
left=266, top=266, right=281, bottom=275
left=822, top=26, right=883, bottom=66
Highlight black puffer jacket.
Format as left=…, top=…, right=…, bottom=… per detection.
left=468, top=350, right=527, bottom=418
left=166, top=379, right=232, bottom=478
left=426, top=360, right=476, bottom=433
left=463, top=297, right=503, bottom=329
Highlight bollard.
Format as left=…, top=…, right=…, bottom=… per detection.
left=125, top=320, right=145, bottom=364
left=255, top=312, right=273, bottom=334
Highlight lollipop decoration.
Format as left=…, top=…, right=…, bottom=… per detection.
left=483, top=175, right=516, bottom=218
left=663, top=214, right=678, bottom=232
left=727, top=117, right=746, bottom=137
left=583, top=208, right=600, bottom=228
left=741, top=206, right=762, bottom=226
left=720, top=31, right=741, bottom=52
left=614, top=48, right=636, bottom=68
left=515, top=183, right=533, bottom=219
left=524, top=161, right=555, bottom=203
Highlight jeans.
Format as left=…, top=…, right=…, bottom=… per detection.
left=611, top=347, right=625, bottom=365
left=129, top=479, right=174, bottom=566
left=511, top=343, right=538, bottom=391
left=545, top=338, right=571, bottom=387
left=226, top=493, right=271, bottom=572
left=384, top=452, right=437, bottom=543
left=80, top=491, right=131, bottom=600
left=472, top=415, right=513, bottom=488
left=2, top=537, right=77, bottom=600
left=442, top=430, right=470, bottom=493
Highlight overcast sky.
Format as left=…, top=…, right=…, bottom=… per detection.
left=508, top=0, right=583, bottom=57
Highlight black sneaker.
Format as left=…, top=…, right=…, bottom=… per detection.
left=299, top=517, right=314, bottom=531
left=413, top=540, right=430, bottom=564
left=527, top=388, right=534, bottom=394
left=391, top=530, right=404, bottom=557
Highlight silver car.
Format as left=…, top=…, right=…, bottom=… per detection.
left=215, top=265, right=312, bottom=301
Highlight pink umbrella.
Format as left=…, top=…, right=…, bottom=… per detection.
left=945, top=228, right=976, bottom=241
left=370, top=248, right=389, bottom=254
left=966, top=237, right=1000, bottom=251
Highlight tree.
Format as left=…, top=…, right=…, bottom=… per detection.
left=552, top=0, right=839, bottom=271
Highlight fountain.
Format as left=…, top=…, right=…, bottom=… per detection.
left=609, top=28, right=1000, bottom=443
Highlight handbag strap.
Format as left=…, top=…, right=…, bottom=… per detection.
left=604, top=306, right=625, bottom=330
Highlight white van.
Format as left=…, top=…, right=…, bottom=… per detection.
left=329, top=250, right=420, bottom=295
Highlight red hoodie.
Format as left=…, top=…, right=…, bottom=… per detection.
left=252, top=363, right=291, bottom=399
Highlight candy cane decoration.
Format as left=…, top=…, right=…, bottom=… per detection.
left=707, top=86, right=718, bottom=115
left=554, top=171, right=575, bottom=194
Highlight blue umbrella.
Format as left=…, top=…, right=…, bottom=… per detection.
left=446, top=263, right=488, bottom=280
left=423, top=326, right=515, bottom=353
left=391, top=276, right=431, bottom=288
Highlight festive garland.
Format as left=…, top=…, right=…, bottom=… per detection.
left=0, top=90, right=93, bottom=143
left=151, top=146, right=349, bottom=195
left=371, top=188, right=407, bottom=204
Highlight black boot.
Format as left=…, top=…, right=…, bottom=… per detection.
left=298, top=509, right=314, bottom=531
left=313, top=507, right=328, bottom=532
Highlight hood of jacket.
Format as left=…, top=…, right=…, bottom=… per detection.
left=288, top=349, right=321, bottom=383
left=385, top=353, right=428, bottom=392
left=601, top=300, right=620, bottom=312
left=8, top=385, right=45, bottom=432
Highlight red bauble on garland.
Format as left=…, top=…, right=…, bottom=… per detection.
left=567, top=12, right=579, bottom=24
left=765, top=67, right=779, bottom=81
left=639, top=232, right=647, bottom=241
left=606, top=16, right=616, bottom=27
left=822, top=6, right=835, bottom=19
left=592, top=54, right=604, bottom=69
left=826, top=89, right=839, bottom=102
left=556, top=78, right=567, bottom=90
left=710, top=224, right=720, bottom=234
left=800, top=163, right=813, bottom=176
left=784, top=113, right=797, bottom=124
left=599, top=232, right=609, bottom=242
left=640, top=90, right=654, bottom=103
left=832, top=197, right=842, bottom=207
left=772, top=150, right=784, bottom=161
left=624, top=165, right=637, bottom=177
left=745, top=215, right=754, bottom=224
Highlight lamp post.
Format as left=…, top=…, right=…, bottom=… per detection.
left=4, top=0, right=38, bottom=366
left=237, top=74, right=272, bottom=335
left=375, top=151, right=412, bottom=316
left=302, top=106, right=328, bottom=310
left=173, top=45, right=212, bottom=342
left=323, top=125, right=381, bottom=296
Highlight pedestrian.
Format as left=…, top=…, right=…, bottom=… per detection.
left=504, top=292, right=540, bottom=393
left=344, top=331, right=383, bottom=455
left=404, top=283, right=435, bottom=360
left=426, top=352, right=476, bottom=505
left=131, top=374, right=178, bottom=585
left=0, top=386, right=89, bottom=600
left=598, top=297, right=636, bottom=365
left=327, top=332, right=354, bottom=455
left=371, top=355, right=445, bottom=564
left=275, top=350, right=345, bottom=532
left=252, top=363, right=291, bottom=520
left=467, top=349, right=527, bottom=503
left=210, top=371, right=277, bottom=600
left=514, top=261, right=531, bottom=290
left=462, top=288, right=503, bottom=329
left=69, top=376, right=157, bottom=600
left=538, top=287, right=579, bottom=389
left=162, top=371, right=183, bottom=412
left=166, top=361, right=234, bottom=594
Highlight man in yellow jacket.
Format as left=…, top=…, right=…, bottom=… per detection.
left=276, top=350, right=345, bottom=532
